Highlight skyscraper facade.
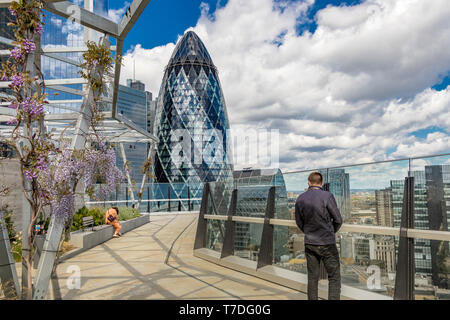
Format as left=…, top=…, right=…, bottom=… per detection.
left=376, top=187, right=394, bottom=227
left=116, top=80, right=152, bottom=183
left=425, top=165, right=450, bottom=288
left=153, top=31, right=233, bottom=201
left=319, top=168, right=351, bottom=221
left=391, top=172, right=432, bottom=275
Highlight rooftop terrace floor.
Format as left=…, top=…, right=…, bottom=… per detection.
left=49, top=213, right=307, bottom=300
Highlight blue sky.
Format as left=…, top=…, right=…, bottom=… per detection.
left=112, top=0, right=450, bottom=94
left=104, top=0, right=450, bottom=171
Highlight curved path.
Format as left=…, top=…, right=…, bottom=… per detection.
left=49, top=213, right=307, bottom=300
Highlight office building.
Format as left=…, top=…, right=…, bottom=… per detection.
left=376, top=187, right=394, bottom=227
left=320, top=168, right=351, bottom=221
left=153, top=31, right=234, bottom=205
left=425, top=165, right=450, bottom=288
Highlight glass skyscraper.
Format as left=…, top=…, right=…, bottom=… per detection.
left=153, top=31, right=233, bottom=201
left=115, top=80, right=151, bottom=183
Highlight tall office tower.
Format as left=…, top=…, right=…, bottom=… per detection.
left=320, top=169, right=351, bottom=221
left=153, top=31, right=234, bottom=203
left=425, top=165, right=450, bottom=288
left=375, top=187, right=394, bottom=227
left=116, top=79, right=152, bottom=183
left=41, top=0, right=109, bottom=115
left=391, top=171, right=432, bottom=275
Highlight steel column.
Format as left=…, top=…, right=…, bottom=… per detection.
left=220, top=189, right=237, bottom=259
left=194, top=183, right=210, bottom=250
left=0, top=210, right=20, bottom=299
left=32, top=215, right=65, bottom=300
left=119, top=142, right=136, bottom=205
left=394, top=177, right=415, bottom=300
left=257, top=186, right=276, bottom=269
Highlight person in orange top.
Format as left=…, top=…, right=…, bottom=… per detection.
left=105, top=207, right=122, bottom=238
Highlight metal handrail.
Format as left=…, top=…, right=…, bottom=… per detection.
left=86, top=198, right=202, bottom=205
left=202, top=214, right=450, bottom=242
left=282, top=152, right=450, bottom=174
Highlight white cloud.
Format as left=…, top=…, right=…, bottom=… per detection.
left=107, top=2, right=130, bottom=23
left=120, top=0, right=450, bottom=172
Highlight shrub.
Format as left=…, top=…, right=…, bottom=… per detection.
left=71, top=206, right=104, bottom=231
left=71, top=206, right=141, bottom=231
left=116, top=206, right=141, bottom=221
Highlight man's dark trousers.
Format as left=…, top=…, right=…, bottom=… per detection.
left=305, top=243, right=341, bottom=300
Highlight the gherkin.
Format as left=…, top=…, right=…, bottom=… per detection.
left=153, top=31, right=234, bottom=202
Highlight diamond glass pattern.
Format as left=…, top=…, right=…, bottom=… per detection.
left=153, top=31, right=233, bottom=205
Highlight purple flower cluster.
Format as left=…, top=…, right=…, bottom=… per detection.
left=10, top=47, right=23, bottom=60
left=22, top=39, right=35, bottom=53
left=10, top=74, right=23, bottom=87
left=82, top=146, right=124, bottom=200
left=22, top=97, right=44, bottom=117
left=1, top=75, right=8, bottom=81
left=6, top=118, right=17, bottom=125
left=8, top=101, right=18, bottom=109
left=51, top=193, right=75, bottom=222
left=25, top=169, right=38, bottom=181
left=36, top=157, right=47, bottom=171
left=9, top=8, right=16, bottom=16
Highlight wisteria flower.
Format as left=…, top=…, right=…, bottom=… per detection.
left=6, top=118, right=17, bottom=125
left=22, top=39, right=36, bottom=53
left=25, top=169, right=38, bottom=181
left=10, top=47, right=23, bottom=60
left=22, top=97, right=44, bottom=117
left=8, top=101, right=18, bottom=109
left=10, top=74, right=23, bottom=87
left=1, top=74, right=8, bottom=81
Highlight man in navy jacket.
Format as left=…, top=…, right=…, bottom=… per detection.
left=295, top=172, right=343, bottom=300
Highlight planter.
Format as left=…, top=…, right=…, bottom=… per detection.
left=60, top=214, right=150, bottom=261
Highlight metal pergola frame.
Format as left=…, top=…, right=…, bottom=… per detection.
left=0, top=0, right=157, bottom=144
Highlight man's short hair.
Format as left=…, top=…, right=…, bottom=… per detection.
left=112, top=206, right=119, bottom=215
left=308, top=172, right=323, bottom=185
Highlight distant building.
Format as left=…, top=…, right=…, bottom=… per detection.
left=375, top=187, right=394, bottom=227
left=391, top=171, right=432, bottom=275
left=374, top=236, right=396, bottom=273
left=319, top=168, right=351, bottom=221
left=115, top=80, right=153, bottom=183
left=425, top=165, right=450, bottom=288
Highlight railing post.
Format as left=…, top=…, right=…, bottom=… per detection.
left=221, top=189, right=237, bottom=258
left=147, top=185, right=150, bottom=213
left=188, top=186, right=191, bottom=211
left=194, top=183, right=210, bottom=250
left=168, top=184, right=171, bottom=212
left=257, top=186, right=276, bottom=269
left=394, top=176, right=415, bottom=300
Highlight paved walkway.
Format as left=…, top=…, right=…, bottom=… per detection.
left=50, top=214, right=307, bottom=300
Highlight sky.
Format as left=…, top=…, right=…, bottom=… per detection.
left=104, top=0, right=450, bottom=173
